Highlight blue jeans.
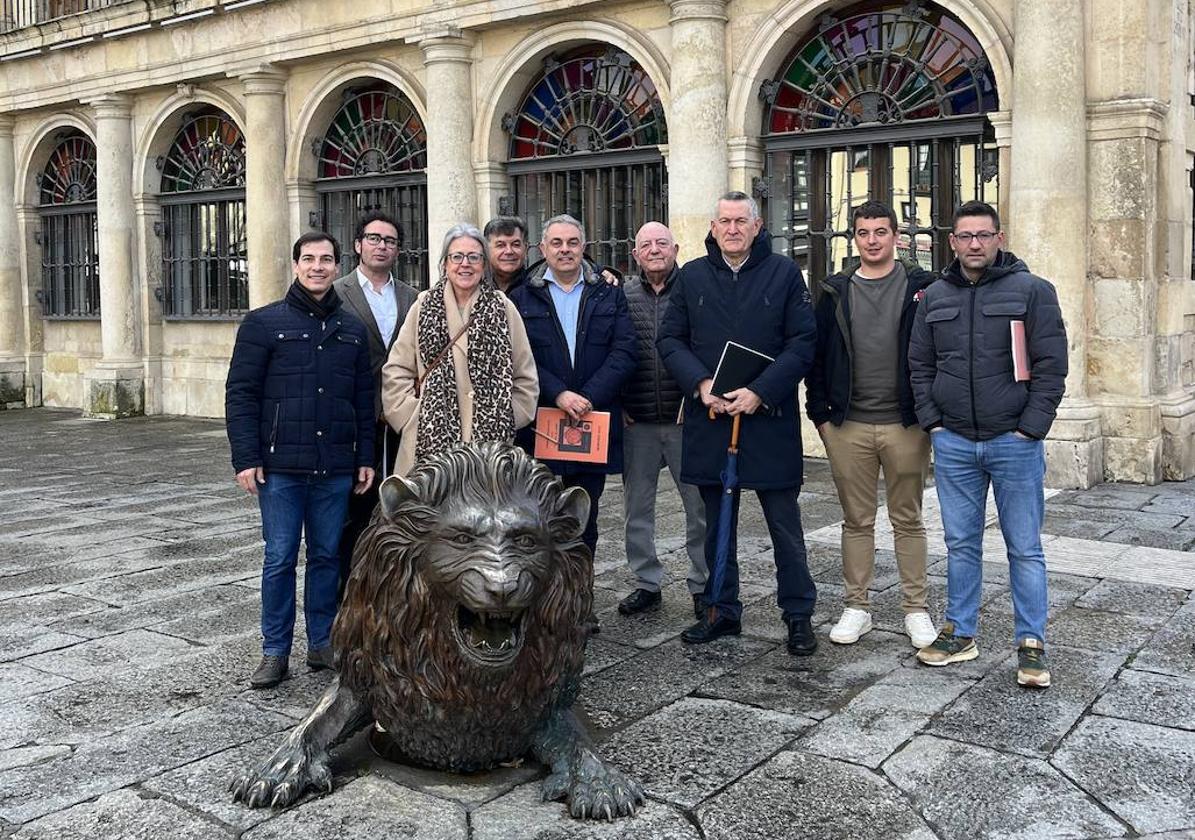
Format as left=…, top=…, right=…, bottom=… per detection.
left=258, top=472, right=352, bottom=657
left=931, top=428, right=1048, bottom=643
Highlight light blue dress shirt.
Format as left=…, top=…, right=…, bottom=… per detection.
left=545, top=268, right=585, bottom=365
left=356, top=269, right=398, bottom=346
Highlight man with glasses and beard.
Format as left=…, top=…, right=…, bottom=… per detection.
left=332, top=212, right=417, bottom=598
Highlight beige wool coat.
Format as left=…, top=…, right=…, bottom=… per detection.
left=381, top=283, right=539, bottom=477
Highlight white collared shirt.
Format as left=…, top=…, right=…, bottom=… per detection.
left=356, top=269, right=398, bottom=346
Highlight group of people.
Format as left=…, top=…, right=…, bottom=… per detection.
left=225, top=190, right=1067, bottom=693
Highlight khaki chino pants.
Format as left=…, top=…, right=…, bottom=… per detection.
left=821, top=420, right=930, bottom=613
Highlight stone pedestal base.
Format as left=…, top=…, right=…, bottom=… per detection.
left=1160, top=394, right=1195, bottom=481
left=1044, top=399, right=1103, bottom=489
left=84, top=363, right=145, bottom=419
left=0, top=358, right=25, bottom=409
left=1095, top=396, right=1164, bottom=484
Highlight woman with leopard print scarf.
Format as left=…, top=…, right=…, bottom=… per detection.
left=381, top=224, right=539, bottom=476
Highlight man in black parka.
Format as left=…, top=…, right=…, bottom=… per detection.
left=658, top=191, right=819, bottom=655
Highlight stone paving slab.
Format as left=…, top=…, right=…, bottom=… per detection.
left=601, top=697, right=812, bottom=808
left=1052, top=716, right=1195, bottom=835
left=926, top=645, right=1123, bottom=758
left=1130, top=599, right=1195, bottom=680
left=0, top=663, right=72, bottom=704
left=884, top=735, right=1127, bottom=840
left=799, top=667, right=973, bottom=768
left=579, top=637, right=774, bottom=730
left=697, top=750, right=936, bottom=840
left=472, top=783, right=701, bottom=840
left=0, top=697, right=292, bottom=823
left=240, top=776, right=468, bottom=840
left=1092, top=668, right=1195, bottom=732
left=9, top=788, right=234, bottom=840
left=696, top=629, right=912, bottom=720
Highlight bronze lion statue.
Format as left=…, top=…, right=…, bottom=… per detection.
left=230, top=442, right=644, bottom=820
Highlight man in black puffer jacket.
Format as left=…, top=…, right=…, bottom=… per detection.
left=225, top=232, right=375, bottom=689
left=617, top=222, right=707, bottom=621
left=909, top=201, right=1067, bottom=690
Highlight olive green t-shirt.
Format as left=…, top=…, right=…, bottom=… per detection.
left=847, top=263, right=905, bottom=424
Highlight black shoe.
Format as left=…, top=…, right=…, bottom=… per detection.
left=618, top=588, right=662, bottom=615
left=786, top=618, right=818, bottom=656
left=692, top=594, right=706, bottom=622
left=681, top=613, right=741, bottom=644
left=306, top=646, right=336, bottom=671
left=249, top=655, right=289, bottom=688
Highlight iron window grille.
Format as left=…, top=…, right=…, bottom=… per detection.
left=314, top=85, right=429, bottom=288
left=37, top=131, right=100, bottom=320
left=158, top=110, right=248, bottom=319
left=504, top=47, right=668, bottom=276
left=760, top=0, right=999, bottom=286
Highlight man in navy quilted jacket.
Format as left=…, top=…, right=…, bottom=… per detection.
left=225, top=232, right=375, bottom=689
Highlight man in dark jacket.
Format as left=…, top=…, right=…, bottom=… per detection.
left=618, top=221, right=708, bottom=620
left=658, top=191, right=818, bottom=655
left=225, top=232, right=375, bottom=689
left=805, top=201, right=937, bottom=651
left=332, top=211, right=417, bottom=598
left=510, top=214, right=637, bottom=559
left=908, top=200, right=1067, bottom=689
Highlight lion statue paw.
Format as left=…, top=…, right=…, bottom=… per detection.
left=542, top=746, right=646, bottom=820
left=229, top=740, right=332, bottom=809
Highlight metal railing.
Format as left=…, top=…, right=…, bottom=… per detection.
left=1, top=0, right=122, bottom=33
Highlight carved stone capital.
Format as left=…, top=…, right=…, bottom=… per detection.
left=88, top=93, right=134, bottom=120
left=417, top=29, right=475, bottom=65
left=667, top=0, right=729, bottom=23
left=238, top=65, right=288, bottom=96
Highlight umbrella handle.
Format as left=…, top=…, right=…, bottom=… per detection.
left=730, top=414, right=741, bottom=451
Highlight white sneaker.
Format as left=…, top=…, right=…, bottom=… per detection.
left=829, top=608, right=872, bottom=644
left=904, top=611, right=937, bottom=649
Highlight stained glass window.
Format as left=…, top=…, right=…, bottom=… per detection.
left=765, top=0, right=997, bottom=135
left=505, top=47, right=668, bottom=275
left=761, top=1, right=999, bottom=285
left=158, top=109, right=248, bottom=317
left=38, top=131, right=99, bottom=318
left=318, top=87, right=426, bottom=178
left=507, top=48, right=667, bottom=160
left=160, top=112, right=246, bottom=193
left=315, top=84, right=429, bottom=287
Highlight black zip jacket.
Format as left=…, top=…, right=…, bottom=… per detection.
left=805, top=259, right=934, bottom=428
left=622, top=266, right=686, bottom=424
left=908, top=250, right=1067, bottom=441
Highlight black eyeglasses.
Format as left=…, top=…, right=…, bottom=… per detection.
left=952, top=231, right=998, bottom=244
left=362, top=233, right=400, bottom=247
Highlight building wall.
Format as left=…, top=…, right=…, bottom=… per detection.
left=0, top=0, right=1192, bottom=486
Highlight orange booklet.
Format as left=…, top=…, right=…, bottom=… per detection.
left=533, top=408, right=611, bottom=464
left=1011, top=320, right=1031, bottom=382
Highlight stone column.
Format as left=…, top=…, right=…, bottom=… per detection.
left=0, top=115, right=26, bottom=408
left=240, top=68, right=291, bottom=309
left=667, top=0, right=729, bottom=260
left=86, top=94, right=144, bottom=418
left=473, top=161, right=509, bottom=225
left=419, top=31, right=477, bottom=278
left=1008, top=0, right=1100, bottom=487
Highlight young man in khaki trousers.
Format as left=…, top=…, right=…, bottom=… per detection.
left=805, top=201, right=937, bottom=649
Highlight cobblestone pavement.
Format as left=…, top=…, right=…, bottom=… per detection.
left=1, top=409, right=1193, bottom=840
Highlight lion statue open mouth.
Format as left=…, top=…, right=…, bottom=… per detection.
left=230, top=442, right=644, bottom=820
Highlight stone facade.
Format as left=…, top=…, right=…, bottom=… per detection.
left=0, top=0, right=1192, bottom=486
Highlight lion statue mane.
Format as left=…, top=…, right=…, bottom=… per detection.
left=231, top=442, right=644, bottom=820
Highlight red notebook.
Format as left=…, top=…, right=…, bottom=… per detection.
left=532, top=408, right=611, bottom=464
left=1011, top=320, right=1031, bottom=382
